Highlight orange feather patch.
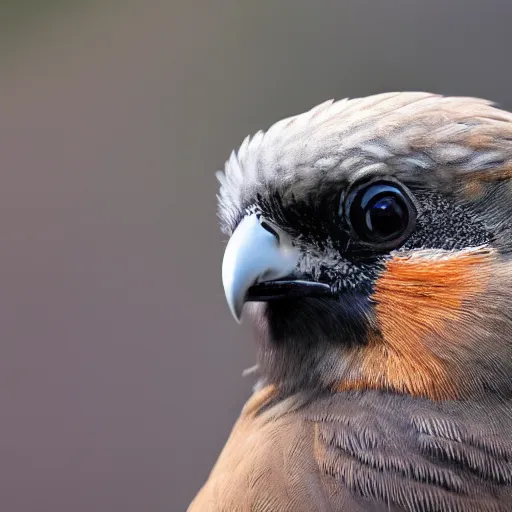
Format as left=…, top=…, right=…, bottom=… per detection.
left=337, top=247, right=494, bottom=400
left=242, top=384, right=277, bottom=417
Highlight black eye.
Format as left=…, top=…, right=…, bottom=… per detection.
left=344, top=180, right=417, bottom=250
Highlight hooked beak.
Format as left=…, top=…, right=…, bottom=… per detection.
left=221, top=214, right=331, bottom=322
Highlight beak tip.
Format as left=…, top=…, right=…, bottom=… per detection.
left=226, top=294, right=244, bottom=324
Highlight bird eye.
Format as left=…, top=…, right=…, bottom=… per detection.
left=344, top=179, right=417, bottom=250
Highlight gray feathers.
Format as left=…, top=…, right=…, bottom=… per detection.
left=217, top=92, right=512, bottom=241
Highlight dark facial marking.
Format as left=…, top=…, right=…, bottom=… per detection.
left=265, top=292, right=373, bottom=347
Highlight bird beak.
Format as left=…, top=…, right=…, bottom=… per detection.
left=221, top=214, right=299, bottom=322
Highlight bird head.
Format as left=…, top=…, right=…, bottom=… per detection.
left=217, top=92, right=512, bottom=401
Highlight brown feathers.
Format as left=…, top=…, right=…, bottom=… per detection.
left=189, top=391, right=512, bottom=511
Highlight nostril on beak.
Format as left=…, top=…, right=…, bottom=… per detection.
left=259, top=220, right=280, bottom=241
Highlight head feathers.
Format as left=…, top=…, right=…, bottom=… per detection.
left=217, top=92, right=512, bottom=235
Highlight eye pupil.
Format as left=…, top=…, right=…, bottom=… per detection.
left=345, top=180, right=416, bottom=249
left=365, top=196, right=408, bottom=239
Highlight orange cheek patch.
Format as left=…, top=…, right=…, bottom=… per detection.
left=337, top=247, right=494, bottom=400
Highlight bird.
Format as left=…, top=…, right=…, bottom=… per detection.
left=188, top=92, right=512, bottom=511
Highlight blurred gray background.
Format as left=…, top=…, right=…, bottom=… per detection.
left=1, top=1, right=512, bottom=510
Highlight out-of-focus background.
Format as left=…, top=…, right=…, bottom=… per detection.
left=1, top=1, right=512, bottom=510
